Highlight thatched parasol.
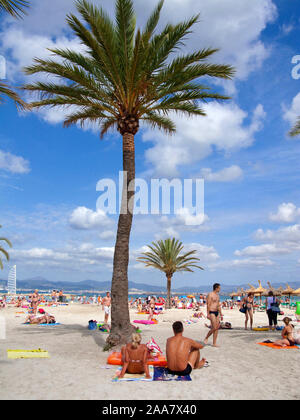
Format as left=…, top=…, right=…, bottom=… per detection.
left=282, top=284, right=295, bottom=307
left=293, top=287, right=300, bottom=296
left=253, top=280, right=267, bottom=304
left=246, top=284, right=256, bottom=294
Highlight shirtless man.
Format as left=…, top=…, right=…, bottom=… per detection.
left=102, top=291, right=111, bottom=324
left=166, top=321, right=206, bottom=376
left=204, top=283, right=223, bottom=347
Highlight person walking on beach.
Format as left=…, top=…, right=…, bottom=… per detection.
left=242, top=292, right=254, bottom=330
left=166, top=321, right=207, bottom=376
left=266, top=291, right=280, bottom=331
left=204, top=283, right=223, bottom=347
left=102, top=291, right=111, bottom=324
left=30, top=289, right=40, bottom=315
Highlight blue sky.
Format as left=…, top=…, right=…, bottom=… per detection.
left=1, top=0, right=300, bottom=289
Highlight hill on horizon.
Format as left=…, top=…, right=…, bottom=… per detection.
left=1, top=277, right=300, bottom=294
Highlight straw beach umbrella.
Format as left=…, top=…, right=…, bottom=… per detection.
left=282, top=284, right=295, bottom=308
left=253, top=280, right=267, bottom=305
left=293, top=287, right=300, bottom=296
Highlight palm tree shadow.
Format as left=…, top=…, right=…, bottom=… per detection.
left=15, top=323, right=107, bottom=348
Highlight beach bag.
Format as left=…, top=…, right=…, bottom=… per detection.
left=88, top=320, right=97, bottom=330
left=271, top=297, right=280, bottom=313
left=239, top=303, right=247, bottom=314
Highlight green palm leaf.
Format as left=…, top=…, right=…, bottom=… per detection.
left=0, top=0, right=29, bottom=18
left=289, top=117, right=300, bottom=137
left=0, top=225, right=12, bottom=270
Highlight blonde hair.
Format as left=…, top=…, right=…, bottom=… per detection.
left=131, top=333, right=142, bottom=349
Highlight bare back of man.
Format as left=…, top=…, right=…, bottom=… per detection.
left=166, top=322, right=206, bottom=376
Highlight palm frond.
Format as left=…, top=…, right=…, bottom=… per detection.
left=0, top=82, right=28, bottom=110
left=289, top=117, right=300, bottom=137
left=0, top=0, right=29, bottom=19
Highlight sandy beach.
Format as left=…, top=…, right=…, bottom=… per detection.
left=0, top=303, right=299, bottom=400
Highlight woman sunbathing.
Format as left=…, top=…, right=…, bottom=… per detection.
left=25, top=312, right=56, bottom=324
left=118, top=333, right=151, bottom=379
left=273, top=317, right=295, bottom=347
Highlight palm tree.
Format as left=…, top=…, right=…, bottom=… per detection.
left=0, top=0, right=30, bottom=108
left=0, top=0, right=29, bottom=18
left=0, top=225, right=12, bottom=269
left=22, top=0, right=234, bottom=346
left=289, top=118, right=300, bottom=137
left=137, top=238, right=203, bottom=308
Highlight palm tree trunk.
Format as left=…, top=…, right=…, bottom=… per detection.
left=166, top=275, right=172, bottom=309
left=106, top=132, right=136, bottom=347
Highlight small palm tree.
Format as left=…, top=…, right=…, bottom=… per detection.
left=22, top=0, right=234, bottom=345
left=0, top=225, right=12, bottom=269
left=289, top=117, right=300, bottom=137
left=0, top=0, right=30, bottom=108
left=0, top=0, right=29, bottom=18
left=137, top=238, right=203, bottom=308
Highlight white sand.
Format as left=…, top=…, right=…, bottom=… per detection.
left=0, top=303, right=299, bottom=400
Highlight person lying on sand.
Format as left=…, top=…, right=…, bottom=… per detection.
left=25, top=311, right=56, bottom=324
left=166, top=321, right=207, bottom=377
left=205, top=321, right=232, bottom=330
left=118, top=333, right=151, bottom=379
left=273, top=317, right=295, bottom=347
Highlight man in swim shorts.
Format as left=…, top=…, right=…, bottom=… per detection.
left=102, top=291, right=111, bottom=324
left=166, top=321, right=206, bottom=376
left=204, top=283, right=223, bottom=347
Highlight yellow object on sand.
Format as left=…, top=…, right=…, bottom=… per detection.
left=253, top=327, right=269, bottom=331
left=7, top=348, right=49, bottom=359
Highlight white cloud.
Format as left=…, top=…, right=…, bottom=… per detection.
left=211, top=257, right=275, bottom=269
left=234, top=243, right=290, bottom=257
left=270, top=202, right=300, bottom=223
left=255, top=224, right=300, bottom=245
left=69, top=207, right=113, bottom=230
left=143, top=103, right=265, bottom=177
left=0, top=150, right=30, bottom=174
left=11, top=243, right=115, bottom=269
left=283, top=92, right=300, bottom=131
left=201, top=165, right=243, bottom=182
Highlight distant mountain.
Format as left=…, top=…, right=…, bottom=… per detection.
left=1, top=277, right=300, bottom=294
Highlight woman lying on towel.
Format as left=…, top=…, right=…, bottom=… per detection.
left=273, top=317, right=295, bottom=347
left=118, top=333, right=151, bottom=379
left=25, top=310, right=56, bottom=324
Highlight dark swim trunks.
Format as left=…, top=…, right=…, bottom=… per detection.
left=209, top=311, right=219, bottom=317
left=167, top=363, right=192, bottom=377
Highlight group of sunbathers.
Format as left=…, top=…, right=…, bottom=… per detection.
left=25, top=308, right=56, bottom=324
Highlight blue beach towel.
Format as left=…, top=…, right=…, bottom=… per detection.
left=153, top=367, right=192, bottom=381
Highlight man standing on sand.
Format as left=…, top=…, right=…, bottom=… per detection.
left=102, top=291, right=111, bottom=324
left=204, top=283, right=223, bottom=348
left=166, top=321, right=207, bottom=376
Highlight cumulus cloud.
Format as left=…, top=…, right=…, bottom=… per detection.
left=255, top=224, right=300, bottom=246
left=201, top=165, right=243, bottom=182
left=234, top=243, right=290, bottom=257
left=69, top=207, right=113, bottom=230
left=143, top=103, right=265, bottom=177
left=211, top=257, right=275, bottom=269
left=0, top=150, right=30, bottom=174
left=269, top=202, right=300, bottom=223
left=282, top=92, right=300, bottom=133
left=11, top=243, right=115, bottom=268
